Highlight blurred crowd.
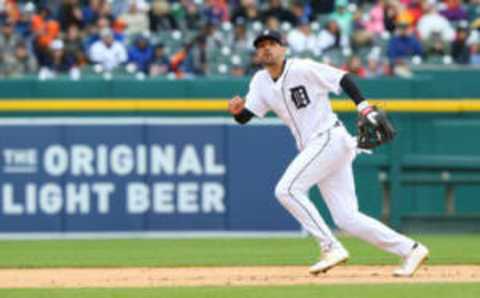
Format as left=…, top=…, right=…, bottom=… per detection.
left=0, top=0, right=479, bottom=80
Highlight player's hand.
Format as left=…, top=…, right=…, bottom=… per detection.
left=228, top=96, right=245, bottom=115
left=359, top=105, right=380, bottom=127
left=357, top=105, right=396, bottom=149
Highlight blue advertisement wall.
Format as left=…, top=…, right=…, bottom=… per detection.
left=0, top=118, right=299, bottom=233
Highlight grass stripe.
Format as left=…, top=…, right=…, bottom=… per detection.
left=0, top=235, right=477, bottom=268
left=0, top=283, right=479, bottom=298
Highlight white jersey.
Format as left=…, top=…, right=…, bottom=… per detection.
left=245, top=58, right=347, bottom=150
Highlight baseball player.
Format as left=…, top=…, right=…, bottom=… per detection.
left=227, top=30, right=429, bottom=277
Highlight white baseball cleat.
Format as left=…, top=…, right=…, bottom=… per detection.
left=393, top=243, right=429, bottom=277
left=309, top=247, right=349, bottom=275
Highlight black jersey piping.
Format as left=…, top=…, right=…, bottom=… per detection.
left=280, top=60, right=304, bottom=149
left=288, top=130, right=331, bottom=239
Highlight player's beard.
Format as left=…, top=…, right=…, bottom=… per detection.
left=260, top=52, right=278, bottom=67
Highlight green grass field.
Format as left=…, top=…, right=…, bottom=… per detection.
left=0, top=234, right=478, bottom=268
left=0, top=234, right=479, bottom=298
left=1, top=283, right=480, bottom=298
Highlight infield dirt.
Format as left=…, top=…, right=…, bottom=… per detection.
left=0, top=265, right=479, bottom=288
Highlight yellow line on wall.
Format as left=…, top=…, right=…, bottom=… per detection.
left=333, top=100, right=480, bottom=112
left=0, top=100, right=227, bottom=111
left=0, top=99, right=479, bottom=112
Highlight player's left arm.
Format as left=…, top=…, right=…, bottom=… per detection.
left=340, top=74, right=396, bottom=145
left=340, top=74, right=369, bottom=113
left=340, top=74, right=379, bottom=122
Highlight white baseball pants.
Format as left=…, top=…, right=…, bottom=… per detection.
left=275, top=124, right=415, bottom=257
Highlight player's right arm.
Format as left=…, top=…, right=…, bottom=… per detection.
left=228, top=96, right=254, bottom=124
left=228, top=73, right=270, bottom=125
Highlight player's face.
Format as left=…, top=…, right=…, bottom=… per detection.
left=255, top=39, right=286, bottom=67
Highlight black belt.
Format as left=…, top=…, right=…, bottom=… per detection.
left=314, top=120, right=342, bottom=139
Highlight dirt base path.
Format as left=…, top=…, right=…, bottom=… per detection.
left=0, top=266, right=479, bottom=288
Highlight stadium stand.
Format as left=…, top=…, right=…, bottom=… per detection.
left=0, top=0, right=479, bottom=80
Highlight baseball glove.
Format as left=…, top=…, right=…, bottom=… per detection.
left=357, top=106, right=396, bottom=149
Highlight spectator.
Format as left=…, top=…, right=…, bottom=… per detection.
left=43, top=0, right=64, bottom=18
left=202, top=0, right=229, bottom=26
left=88, top=28, right=128, bottom=71
left=38, top=39, right=79, bottom=80
left=287, top=19, right=318, bottom=54
left=423, top=32, right=450, bottom=58
left=3, top=0, right=21, bottom=23
left=451, top=21, right=470, bottom=64
left=261, top=0, right=297, bottom=26
left=231, top=0, right=261, bottom=25
left=63, top=24, right=87, bottom=67
left=199, top=23, right=223, bottom=51
left=365, top=55, right=387, bottom=78
left=128, top=34, right=153, bottom=74
left=82, top=0, right=102, bottom=25
left=342, top=55, right=366, bottom=78
left=0, top=19, right=21, bottom=57
left=31, top=6, right=61, bottom=50
left=120, top=1, right=149, bottom=36
left=364, top=0, right=386, bottom=36
left=170, top=0, right=202, bottom=30
left=229, top=20, right=252, bottom=51
left=16, top=2, right=35, bottom=37
left=417, top=2, right=455, bottom=43
left=351, top=7, right=375, bottom=50
left=290, top=0, right=311, bottom=25
left=170, top=42, right=191, bottom=78
left=317, top=20, right=343, bottom=53
left=110, top=0, right=133, bottom=17
left=405, top=0, right=424, bottom=26
left=467, top=19, right=480, bottom=47
left=328, top=0, right=353, bottom=46
left=387, top=21, right=423, bottom=62
left=95, top=0, right=115, bottom=20
left=440, top=0, right=468, bottom=22
left=149, top=43, right=170, bottom=76
left=149, top=0, right=178, bottom=32
left=310, top=0, right=335, bottom=16
left=395, top=1, right=417, bottom=27
left=84, top=16, right=125, bottom=49
left=44, top=39, right=75, bottom=72
left=181, top=35, right=208, bottom=76
left=57, top=0, right=84, bottom=30
left=1, top=41, right=37, bottom=77
left=467, top=0, right=480, bottom=22
left=471, top=42, right=480, bottom=64
left=264, top=15, right=281, bottom=31
left=384, top=0, right=400, bottom=33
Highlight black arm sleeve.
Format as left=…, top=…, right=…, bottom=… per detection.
left=234, top=108, right=254, bottom=124
left=340, top=74, right=366, bottom=105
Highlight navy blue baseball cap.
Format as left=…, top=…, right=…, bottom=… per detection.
left=253, top=30, right=284, bottom=48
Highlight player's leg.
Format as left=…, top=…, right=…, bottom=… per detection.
left=318, top=161, right=415, bottom=257
left=274, top=131, right=348, bottom=274
left=275, top=132, right=342, bottom=251
left=317, top=145, right=429, bottom=276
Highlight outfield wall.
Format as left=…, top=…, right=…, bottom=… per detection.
left=0, top=118, right=302, bottom=234
left=0, top=70, right=479, bottom=99
left=0, top=75, right=479, bottom=235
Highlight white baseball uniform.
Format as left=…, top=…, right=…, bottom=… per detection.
left=245, top=58, right=415, bottom=257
